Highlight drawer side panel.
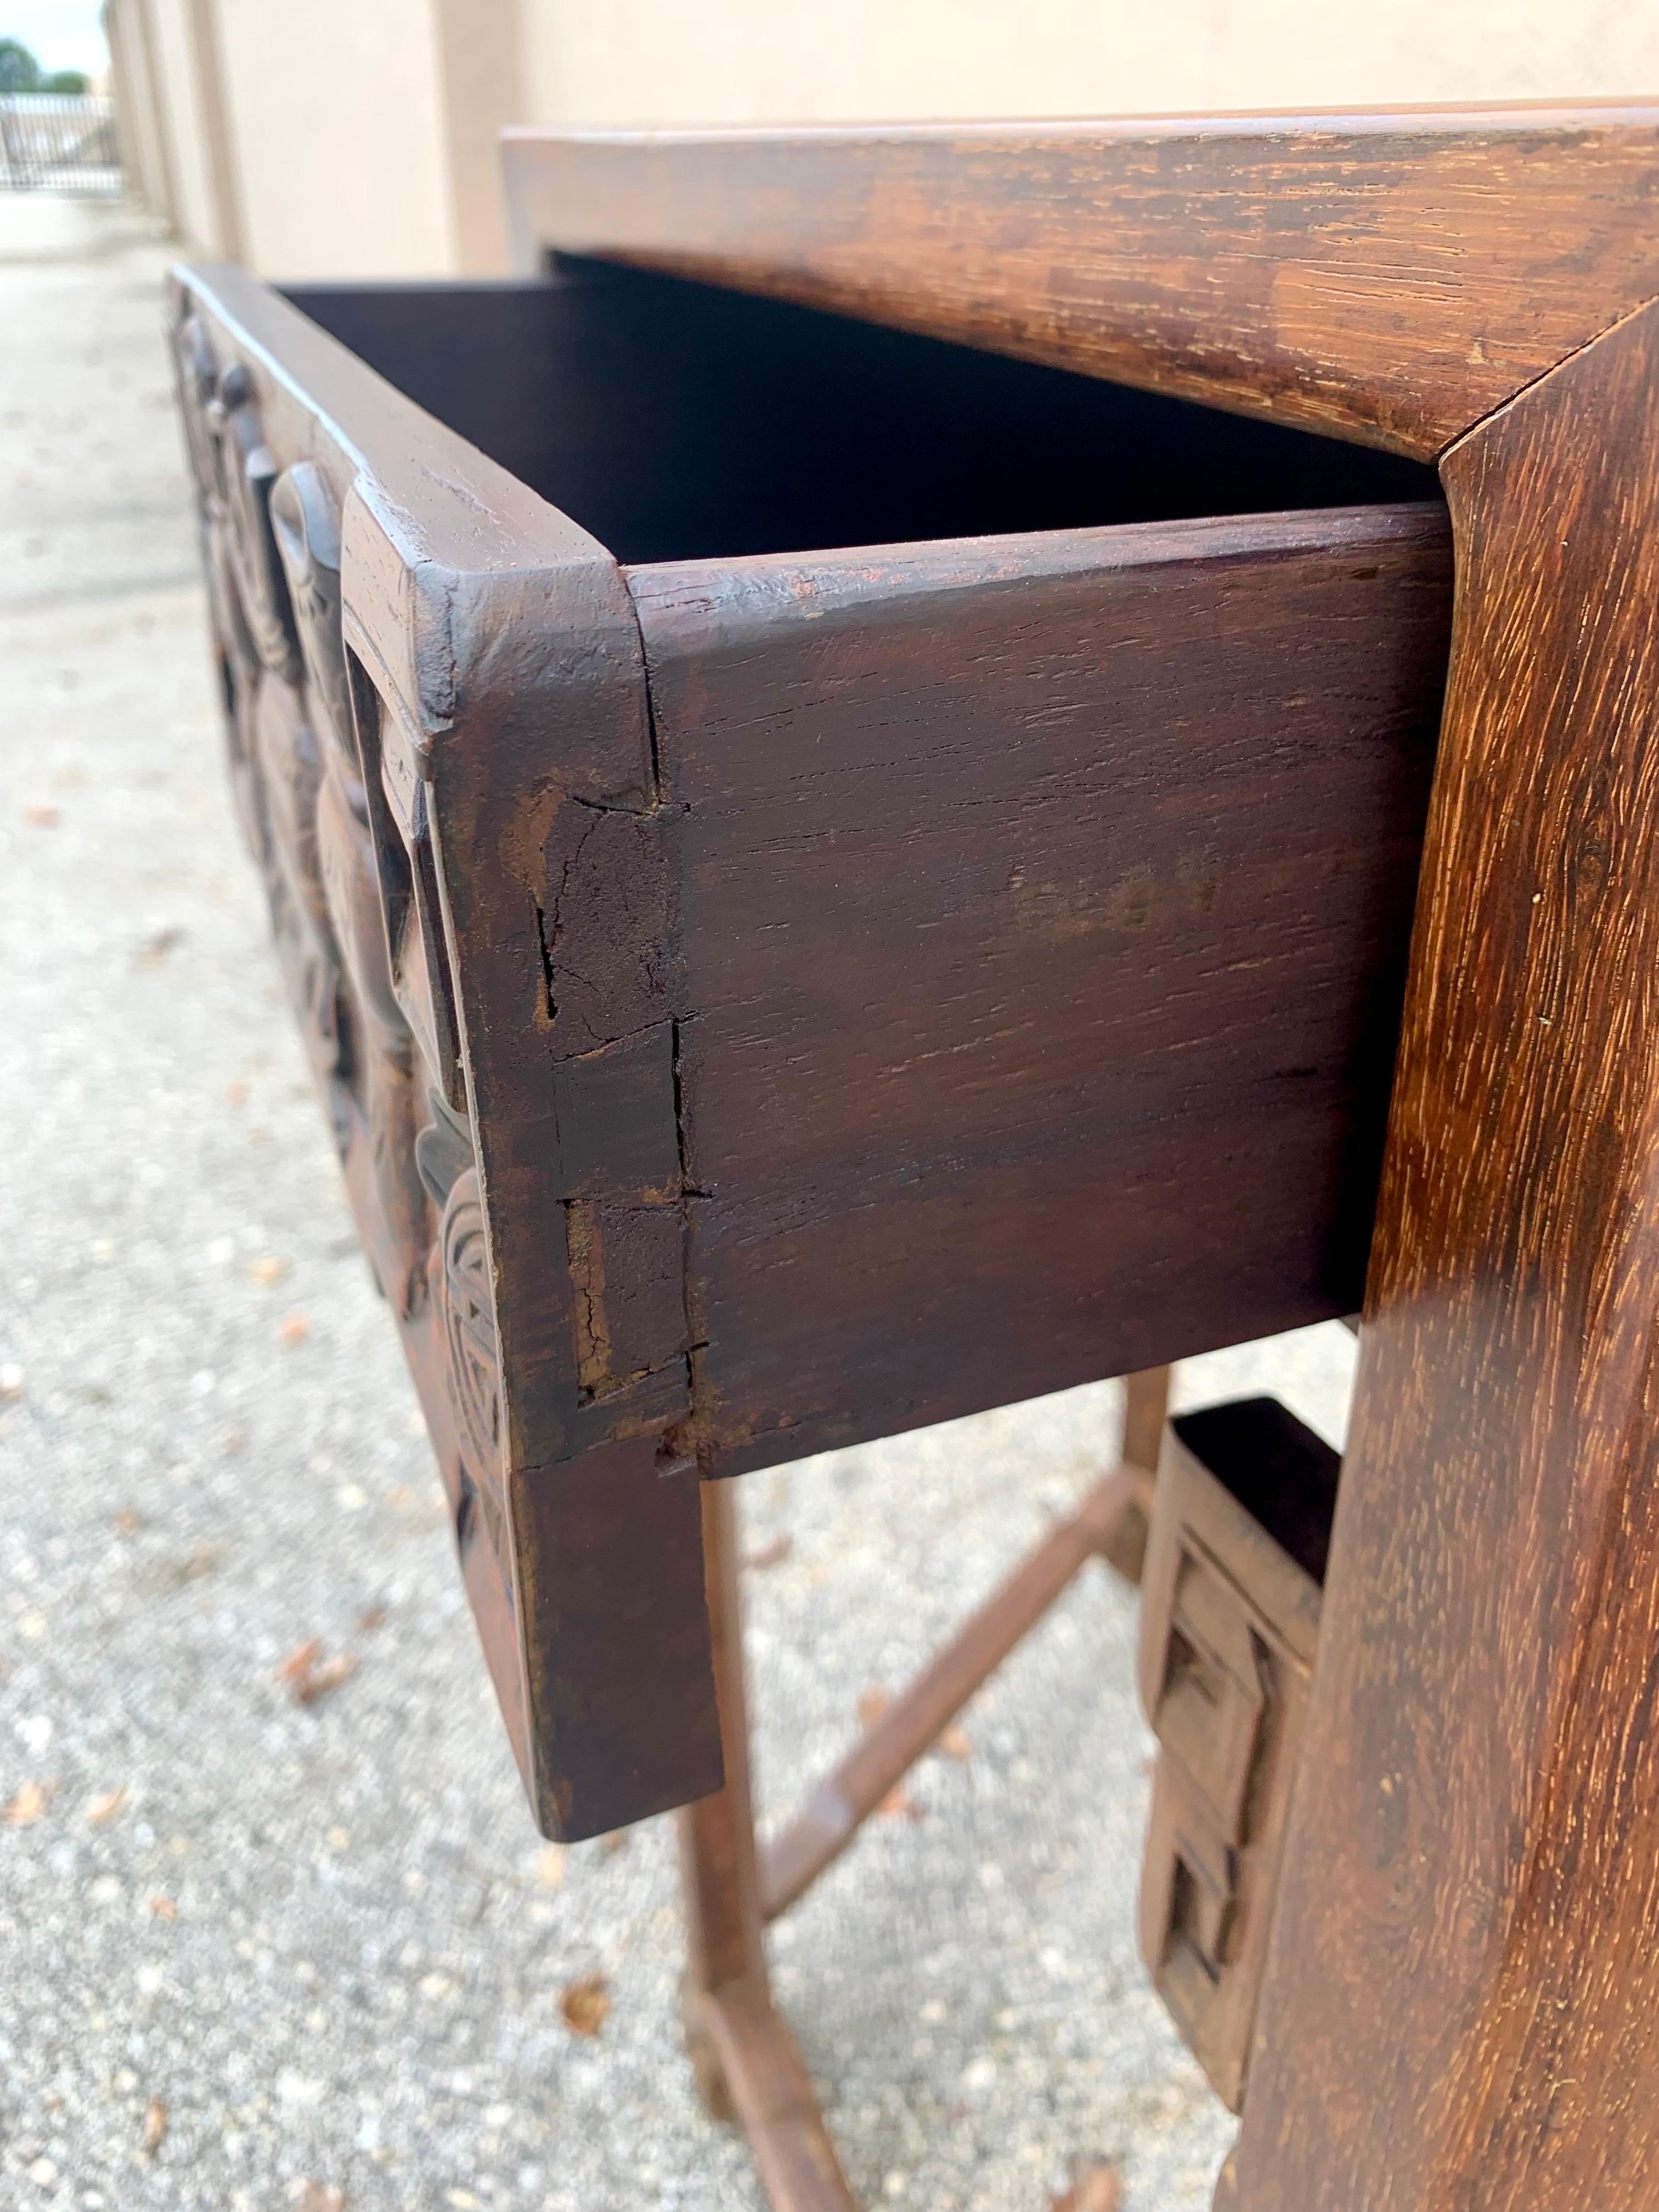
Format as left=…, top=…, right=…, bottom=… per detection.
left=631, top=504, right=1452, bottom=1476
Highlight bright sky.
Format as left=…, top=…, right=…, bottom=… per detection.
left=2, top=0, right=108, bottom=74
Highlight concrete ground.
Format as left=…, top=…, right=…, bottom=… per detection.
left=0, top=195, right=1356, bottom=2212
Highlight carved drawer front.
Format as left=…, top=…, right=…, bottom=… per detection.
left=1137, top=1398, right=1339, bottom=2112
left=172, top=254, right=1444, bottom=1838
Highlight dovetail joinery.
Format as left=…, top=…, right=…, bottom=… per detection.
left=536, top=784, right=695, bottom=1441
left=672, top=1015, right=711, bottom=1463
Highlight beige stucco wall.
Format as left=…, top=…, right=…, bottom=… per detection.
left=214, top=0, right=456, bottom=278
left=139, top=0, right=219, bottom=243
left=117, top=0, right=1659, bottom=278
left=520, top=0, right=1659, bottom=125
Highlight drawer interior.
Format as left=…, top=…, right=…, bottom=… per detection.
left=283, top=261, right=1441, bottom=566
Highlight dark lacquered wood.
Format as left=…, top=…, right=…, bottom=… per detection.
left=686, top=1378, right=1166, bottom=2209
left=501, top=105, right=1659, bottom=459
left=1103, top=1364, right=1171, bottom=1580
left=635, top=507, right=1449, bottom=1474
left=678, top=1479, right=860, bottom=2211
left=175, top=251, right=1451, bottom=1836
left=283, top=264, right=1434, bottom=566
left=170, top=262, right=720, bottom=1841
left=180, top=101, right=1659, bottom=2211
left=495, top=104, right=1659, bottom=2212
left=1138, top=1400, right=1336, bottom=2112
left=1225, top=296, right=1659, bottom=2212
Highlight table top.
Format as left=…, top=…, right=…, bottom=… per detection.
left=500, top=101, right=1659, bottom=458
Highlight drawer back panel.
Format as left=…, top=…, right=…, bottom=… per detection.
left=282, top=263, right=1438, bottom=566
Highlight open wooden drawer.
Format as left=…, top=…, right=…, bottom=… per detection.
left=170, top=252, right=1450, bottom=1837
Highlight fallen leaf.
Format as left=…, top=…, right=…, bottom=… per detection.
left=136, top=926, right=184, bottom=968
left=87, top=1786, right=128, bottom=1826
left=279, top=1314, right=311, bottom=1346
left=358, top=1604, right=386, bottom=1632
left=224, top=1079, right=250, bottom=1108
left=276, top=1639, right=323, bottom=1685
left=3, top=1780, right=51, bottom=1826
left=326, top=1827, right=349, bottom=1852
left=599, top=1829, right=628, bottom=1857
left=295, top=1652, right=358, bottom=1707
left=112, top=1508, right=142, bottom=1537
left=939, top=1724, right=973, bottom=1760
left=741, top=1532, right=792, bottom=1570
left=878, top=1784, right=923, bottom=1822
left=536, top=1844, right=566, bottom=1888
left=24, top=802, right=60, bottom=827
left=297, top=2187, right=346, bottom=2212
left=250, top=1255, right=288, bottom=1285
left=127, top=1543, right=217, bottom=1596
left=1051, top=2162, right=1122, bottom=2212
left=150, top=1895, right=177, bottom=1920
left=140, top=2098, right=167, bottom=2156
left=857, top=1686, right=893, bottom=1729
left=560, top=1972, right=611, bottom=2037
left=222, top=1429, right=245, bottom=1456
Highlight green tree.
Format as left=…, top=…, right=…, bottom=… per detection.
left=0, top=38, right=41, bottom=93
left=43, top=70, right=89, bottom=94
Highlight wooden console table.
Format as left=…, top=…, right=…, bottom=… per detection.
left=173, top=102, right=1659, bottom=2209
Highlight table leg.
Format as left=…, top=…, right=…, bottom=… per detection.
left=676, top=1478, right=861, bottom=2211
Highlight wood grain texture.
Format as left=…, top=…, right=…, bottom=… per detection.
left=1137, top=1401, right=1336, bottom=2112
left=633, top=505, right=1451, bottom=1475
left=678, top=1480, right=861, bottom=2208
left=171, top=261, right=719, bottom=1839
left=501, top=105, right=1659, bottom=459
left=1225, top=298, right=1659, bottom=2210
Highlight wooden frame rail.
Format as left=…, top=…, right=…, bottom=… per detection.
left=680, top=1372, right=1171, bottom=2209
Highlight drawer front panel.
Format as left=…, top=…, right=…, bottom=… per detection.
left=633, top=506, right=1452, bottom=1476
left=170, top=263, right=720, bottom=1838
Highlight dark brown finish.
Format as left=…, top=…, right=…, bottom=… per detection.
left=182, top=100, right=1659, bottom=2212
left=1137, top=1400, right=1335, bottom=2112
left=685, top=1379, right=1167, bottom=2209
left=678, top=1478, right=860, bottom=2211
left=760, top=1458, right=1154, bottom=1921
left=635, top=505, right=1449, bottom=1474
left=170, top=262, right=719, bottom=1840
left=492, top=115, right=1659, bottom=2208
left=501, top=105, right=1659, bottom=459
left=1226, top=296, right=1659, bottom=2212
left=177, top=245, right=1453, bottom=1834
left=1102, top=1364, right=1170, bottom=1579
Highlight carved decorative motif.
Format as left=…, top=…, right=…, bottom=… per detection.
left=438, top=1167, right=509, bottom=1570
left=172, top=311, right=509, bottom=1605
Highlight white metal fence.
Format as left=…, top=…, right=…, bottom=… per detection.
left=0, top=96, right=122, bottom=198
